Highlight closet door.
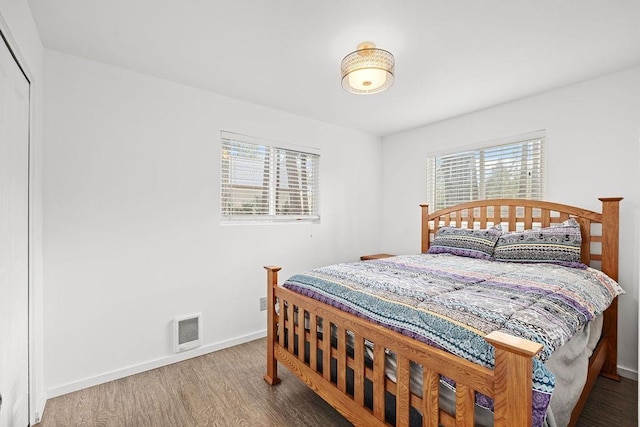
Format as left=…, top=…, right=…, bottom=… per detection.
left=0, top=36, right=30, bottom=426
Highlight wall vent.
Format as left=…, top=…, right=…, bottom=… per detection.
left=174, top=314, right=201, bottom=353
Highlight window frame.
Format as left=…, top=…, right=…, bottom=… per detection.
left=220, top=131, right=321, bottom=223
left=426, top=130, right=546, bottom=211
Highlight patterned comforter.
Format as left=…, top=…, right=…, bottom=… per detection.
left=283, top=253, right=624, bottom=427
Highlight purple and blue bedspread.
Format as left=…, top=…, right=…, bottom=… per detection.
left=283, top=253, right=624, bottom=427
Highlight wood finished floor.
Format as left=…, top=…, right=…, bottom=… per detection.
left=38, top=338, right=637, bottom=427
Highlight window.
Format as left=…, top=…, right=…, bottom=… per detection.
left=221, top=131, right=320, bottom=221
left=427, top=132, right=545, bottom=211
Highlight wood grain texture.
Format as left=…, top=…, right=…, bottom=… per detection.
left=286, top=303, right=294, bottom=353
left=396, top=355, right=411, bottom=427
left=484, top=331, right=543, bottom=357
left=427, top=199, right=604, bottom=222
left=422, top=369, right=440, bottom=427
left=38, top=338, right=352, bottom=427
left=322, top=322, right=331, bottom=382
left=297, top=310, right=306, bottom=363
left=577, top=376, right=637, bottom=427
left=309, top=312, right=318, bottom=372
left=570, top=337, right=610, bottom=426
left=490, top=347, right=534, bottom=427
left=274, top=345, right=384, bottom=426
left=420, top=204, right=429, bottom=253
left=360, top=253, right=395, bottom=260
left=353, top=334, right=365, bottom=405
left=455, top=384, right=475, bottom=427
left=263, top=265, right=280, bottom=385
left=372, top=344, right=386, bottom=420
left=36, top=338, right=636, bottom=427
left=337, top=326, right=347, bottom=393
left=600, top=198, right=621, bottom=380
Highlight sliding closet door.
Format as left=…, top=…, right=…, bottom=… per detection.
left=0, top=36, right=30, bottom=426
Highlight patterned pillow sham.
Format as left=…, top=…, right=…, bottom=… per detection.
left=428, top=225, right=502, bottom=260
left=493, top=218, right=583, bottom=266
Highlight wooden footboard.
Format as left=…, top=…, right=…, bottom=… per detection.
left=264, top=265, right=543, bottom=427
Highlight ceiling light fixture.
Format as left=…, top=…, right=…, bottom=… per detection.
left=341, top=41, right=395, bottom=95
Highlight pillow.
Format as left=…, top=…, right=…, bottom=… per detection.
left=493, top=218, right=583, bottom=265
left=428, top=225, right=502, bottom=260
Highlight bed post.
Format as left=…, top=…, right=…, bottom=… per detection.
left=599, top=197, right=622, bottom=380
left=485, top=331, right=543, bottom=427
left=263, top=265, right=282, bottom=385
left=420, top=204, right=430, bottom=253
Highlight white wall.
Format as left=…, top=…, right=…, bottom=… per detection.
left=381, top=66, right=640, bottom=379
left=42, top=49, right=383, bottom=395
left=0, top=0, right=45, bottom=421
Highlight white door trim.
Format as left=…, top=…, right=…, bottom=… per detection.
left=0, top=11, right=41, bottom=425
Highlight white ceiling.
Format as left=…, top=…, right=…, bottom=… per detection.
left=27, top=0, right=640, bottom=137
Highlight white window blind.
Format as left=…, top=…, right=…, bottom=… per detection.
left=221, top=132, right=320, bottom=221
left=427, top=134, right=545, bottom=211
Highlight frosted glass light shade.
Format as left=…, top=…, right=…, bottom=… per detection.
left=348, top=67, right=387, bottom=91
left=341, top=42, right=395, bottom=94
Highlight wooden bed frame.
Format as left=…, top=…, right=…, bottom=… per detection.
left=263, top=197, right=622, bottom=427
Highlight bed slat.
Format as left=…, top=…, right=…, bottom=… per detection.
left=524, top=206, right=533, bottom=230
left=278, top=307, right=285, bottom=348
left=309, top=313, right=317, bottom=370
left=337, top=326, right=346, bottom=393
left=297, top=309, right=305, bottom=362
left=479, top=206, right=487, bottom=229
left=373, top=344, right=386, bottom=420
left=576, top=217, right=591, bottom=265
left=422, top=369, right=440, bottom=427
left=396, top=355, right=411, bottom=427
left=287, top=304, right=294, bottom=353
left=541, top=209, right=550, bottom=227
left=322, top=321, right=331, bottom=381
left=508, top=205, right=516, bottom=230
left=455, top=384, right=475, bottom=427
left=354, top=334, right=365, bottom=404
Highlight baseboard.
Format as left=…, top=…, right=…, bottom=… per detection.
left=33, top=391, right=47, bottom=424
left=617, top=365, right=638, bottom=381
left=46, top=330, right=267, bottom=399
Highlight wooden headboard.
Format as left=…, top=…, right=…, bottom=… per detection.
left=420, top=197, right=622, bottom=280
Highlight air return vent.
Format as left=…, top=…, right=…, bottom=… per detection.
left=174, top=314, right=201, bottom=353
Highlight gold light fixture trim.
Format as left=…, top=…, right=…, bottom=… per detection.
left=341, top=41, right=395, bottom=94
